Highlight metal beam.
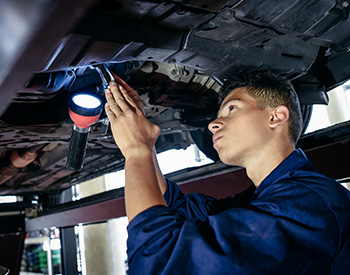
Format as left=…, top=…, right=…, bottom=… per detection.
left=26, top=121, right=350, bottom=231
left=25, top=168, right=253, bottom=231
left=298, top=120, right=350, bottom=180
left=26, top=188, right=126, bottom=231
left=60, top=227, right=80, bottom=275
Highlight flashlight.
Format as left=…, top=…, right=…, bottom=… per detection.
left=66, top=92, right=103, bottom=170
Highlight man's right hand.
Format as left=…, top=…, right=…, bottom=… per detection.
left=105, top=81, right=160, bottom=159
left=111, top=71, right=144, bottom=112
left=107, top=73, right=167, bottom=195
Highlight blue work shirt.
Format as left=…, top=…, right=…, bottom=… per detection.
left=127, top=149, right=350, bottom=274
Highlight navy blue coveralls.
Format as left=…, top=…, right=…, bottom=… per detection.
left=127, top=149, right=350, bottom=274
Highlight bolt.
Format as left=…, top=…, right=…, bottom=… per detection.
left=342, top=1, right=349, bottom=7
left=174, top=111, right=182, bottom=120
left=220, top=9, right=233, bottom=20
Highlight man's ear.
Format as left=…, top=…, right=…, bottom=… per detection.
left=269, top=106, right=289, bottom=129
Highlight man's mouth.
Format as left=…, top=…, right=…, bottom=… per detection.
left=212, top=135, right=223, bottom=147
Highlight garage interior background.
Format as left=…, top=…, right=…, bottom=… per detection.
left=11, top=80, right=350, bottom=274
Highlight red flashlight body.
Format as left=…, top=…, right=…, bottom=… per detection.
left=67, top=104, right=102, bottom=170
left=68, top=108, right=101, bottom=129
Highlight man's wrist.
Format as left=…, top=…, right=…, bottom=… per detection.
left=124, top=145, right=154, bottom=160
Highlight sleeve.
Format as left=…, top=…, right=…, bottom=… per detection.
left=126, top=182, right=339, bottom=275
left=163, top=179, right=216, bottom=221
left=163, top=179, right=255, bottom=220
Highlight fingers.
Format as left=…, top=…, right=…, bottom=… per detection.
left=111, top=72, right=143, bottom=107
left=108, top=81, right=139, bottom=110
left=109, top=82, right=131, bottom=111
left=105, top=102, right=117, bottom=121
left=105, top=87, right=122, bottom=119
left=111, top=72, right=134, bottom=94
left=119, top=85, right=138, bottom=109
left=110, top=72, right=144, bottom=110
left=105, top=82, right=141, bottom=123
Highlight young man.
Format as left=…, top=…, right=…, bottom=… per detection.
left=105, top=71, right=350, bottom=274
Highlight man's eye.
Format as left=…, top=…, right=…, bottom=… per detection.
left=229, top=105, right=236, bottom=111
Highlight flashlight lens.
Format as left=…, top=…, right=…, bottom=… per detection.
left=72, top=94, right=102, bottom=109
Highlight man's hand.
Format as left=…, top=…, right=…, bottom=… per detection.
left=105, top=81, right=160, bottom=159
left=105, top=77, right=166, bottom=221
left=110, top=71, right=144, bottom=111
left=106, top=75, right=167, bottom=194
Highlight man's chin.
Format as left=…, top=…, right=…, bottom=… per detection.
left=218, top=153, right=235, bottom=166
left=218, top=152, right=243, bottom=167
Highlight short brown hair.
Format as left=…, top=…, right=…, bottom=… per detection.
left=219, top=71, right=303, bottom=144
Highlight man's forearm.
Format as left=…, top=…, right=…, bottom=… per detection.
left=103, top=79, right=167, bottom=221
left=125, top=149, right=167, bottom=221
left=153, top=147, right=167, bottom=195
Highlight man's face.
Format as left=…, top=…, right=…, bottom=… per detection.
left=208, top=87, right=273, bottom=166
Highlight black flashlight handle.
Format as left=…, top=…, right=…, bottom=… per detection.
left=66, top=126, right=90, bottom=171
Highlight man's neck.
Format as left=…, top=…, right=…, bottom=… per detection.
left=244, top=144, right=295, bottom=188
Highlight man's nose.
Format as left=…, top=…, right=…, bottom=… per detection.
left=208, top=118, right=222, bottom=134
